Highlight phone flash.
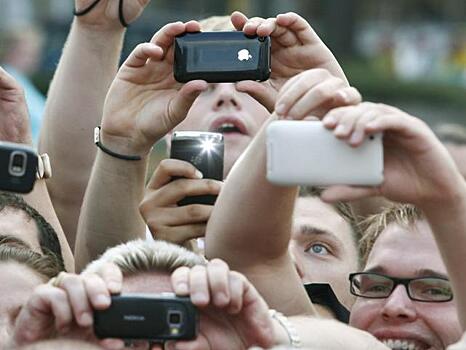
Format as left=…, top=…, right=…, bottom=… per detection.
left=170, top=328, right=180, bottom=335
left=201, top=139, right=215, bottom=153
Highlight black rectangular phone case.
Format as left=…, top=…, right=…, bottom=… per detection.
left=174, top=31, right=271, bottom=83
left=170, top=132, right=224, bottom=206
left=0, top=142, right=37, bottom=193
left=94, top=294, right=198, bottom=341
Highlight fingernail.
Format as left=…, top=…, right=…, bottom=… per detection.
left=275, top=103, right=286, bottom=115
left=350, top=130, right=364, bottom=144
left=176, top=282, right=189, bottom=295
left=195, top=170, right=203, bottom=179
left=95, top=294, right=111, bottom=307
left=323, top=115, right=335, bottom=125
left=80, top=312, right=93, bottom=326
left=214, top=292, right=229, bottom=306
left=334, top=124, right=347, bottom=135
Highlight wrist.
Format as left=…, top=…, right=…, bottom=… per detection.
left=269, top=310, right=301, bottom=348
left=73, top=18, right=125, bottom=42
left=99, top=126, right=153, bottom=159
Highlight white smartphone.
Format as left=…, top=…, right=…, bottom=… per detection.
left=266, top=120, right=384, bottom=186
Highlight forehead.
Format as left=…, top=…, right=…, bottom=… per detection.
left=293, top=197, right=353, bottom=240
left=0, top=207, right=41, bottom=252
left=0, top=262, right=44, bottom=308
left=122, top=272, right=173, bottom=294
left=365, top=220, right=447, bottom=276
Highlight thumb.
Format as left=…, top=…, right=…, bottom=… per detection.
left=169, top=80, right=208, bottom=124
left=236, top=81, right=276, bottom=113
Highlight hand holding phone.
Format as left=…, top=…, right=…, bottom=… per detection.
left=266, top=121, right=384, bottom=186
left=0, top=141, right=38, bottom=193
left=174, top=31, right=271, bottom=83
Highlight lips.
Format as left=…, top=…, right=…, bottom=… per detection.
left=209, top=116, right=248, bottom=135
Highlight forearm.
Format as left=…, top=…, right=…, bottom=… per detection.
left=39, top=19, right=125, bottom=250
left=22, top=180, right=75, bottom=272
left=205, top=115, right=314, bottom=315
left=421, top=179, right=466, bottom=330
left=206, top=115, right=297, bottom=264
left=74, top=152, right=147, bottom=271
left=287, top=316, right=389, bottom=349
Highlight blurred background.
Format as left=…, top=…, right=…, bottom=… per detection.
left=1, top=0, right=466, bottom=129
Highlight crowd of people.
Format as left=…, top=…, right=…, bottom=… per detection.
left=1, top=0, right=466, bottom=349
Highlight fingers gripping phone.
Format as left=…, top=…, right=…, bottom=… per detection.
left=0, top=141, right=38, bottom=193
left=170, top=131, right=224, bottom=206
left=266, top=121, right=384, bottom=186
left=94, top=293, right=199, bottom=342
left=174, top=31, right=271, bottom=83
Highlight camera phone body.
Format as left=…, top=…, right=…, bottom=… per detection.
left=0, top=141, right=37, bottom=193
left=170, top=131, right=224, bottom=206
left=94, top=293, right=199, bottom=342
left=174, top=31, right=271, bottom=83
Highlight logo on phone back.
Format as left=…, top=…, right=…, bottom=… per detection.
left=237, top=49, right=252, bottom=61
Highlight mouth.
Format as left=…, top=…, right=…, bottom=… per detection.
left=380, top=338, right=430, bottom=350
left=209, top=116, right=248, bottom=136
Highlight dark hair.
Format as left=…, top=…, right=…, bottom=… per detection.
left=0, top=192, right=65, bottom=271
left=0, top=244, right=61, bottom=280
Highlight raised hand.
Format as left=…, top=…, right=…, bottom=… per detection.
left=230, top=11, right=348, bottom=113
left=140, top=159, right=222, bottom=245
left=0, top=66, right=32, bottom=144
left=100, top=21, right=209, bottom=157
left=319, top=102, right=463, bottom=208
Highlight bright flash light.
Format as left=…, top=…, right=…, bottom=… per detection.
left=201, top=139, right=215, bottom=153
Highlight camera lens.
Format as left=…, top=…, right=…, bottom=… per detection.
left=9, top=151, right=27, bottom=177
left=168, top=311, right=182, bottom=325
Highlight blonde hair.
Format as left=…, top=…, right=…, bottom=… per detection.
left=359, top=204, right=423, bottom=265
left=434, top=123, right=466, bottom=145
left=199, top=16, right=235, bottom=32
left=84, top=239, right=206, bottom=276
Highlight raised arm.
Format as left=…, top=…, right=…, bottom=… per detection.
left=205, top=68, right=361, bottom=317
left=318, top=102, right=466, bottom=330
left=38, top=0, right=150, bottom=251
left=0, top=66, right=74, bottom=271
left=74, top=21, right=209, bottom=271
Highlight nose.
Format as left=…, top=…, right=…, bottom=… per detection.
left=381, top=284, right=418, bottom=323
left=212, top=83, right=241, bottom=111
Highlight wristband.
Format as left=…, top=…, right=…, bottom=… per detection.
left=269, top=309, right=301, bottom=348
left=36, top=153, right=52, bottom=179
left=74, top=0, right=129, bottom=27
left=94, top=126, right=142, bottom=161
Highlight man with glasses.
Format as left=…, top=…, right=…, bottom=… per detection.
left=348, top=204, right=461, bottom=350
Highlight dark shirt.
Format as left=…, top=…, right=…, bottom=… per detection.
left=304, top=283, right=350, bottom=324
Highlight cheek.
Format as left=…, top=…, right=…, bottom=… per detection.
left=419, top=303, right=462, bottom=345
left=349, top=299, right=381, bottom=330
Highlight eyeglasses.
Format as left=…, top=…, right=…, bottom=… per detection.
left=349, top=272, right=453, bottom=302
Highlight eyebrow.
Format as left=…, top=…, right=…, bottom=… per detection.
left=365, top=266, right=449, bottom=279
left=299, top=224, right=340, bottom=243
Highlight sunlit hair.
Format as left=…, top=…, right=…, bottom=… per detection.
left=84, top=239, right=206, bottom=276
left=199, top=15, right=235, bottom=32
left=359, top=204, right=423, bottom=265
left=299, top=186, right=363, bottom=250
left=0, top=244, right=61, bottom=280
left=434, top=123, right=466, bottom=145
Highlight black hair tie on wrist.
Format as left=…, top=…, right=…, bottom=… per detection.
left=74, top=0, right=129, bottom=28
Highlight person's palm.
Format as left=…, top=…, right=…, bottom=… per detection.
left=75, top=0, right=150, bottom=28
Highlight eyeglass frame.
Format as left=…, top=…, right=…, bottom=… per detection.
left=348, top=272, right=454, bottom=303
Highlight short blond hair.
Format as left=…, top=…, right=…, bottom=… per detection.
left=359, top=204, right=423, bottom=264
left=84, top=239, right=206, bottom=276
left=199, top=16, right=235, bottom=32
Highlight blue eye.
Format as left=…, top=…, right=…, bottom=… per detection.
left=307, top=244, right=329, bottom=255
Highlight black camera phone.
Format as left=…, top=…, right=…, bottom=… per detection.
left=0, top=141, right=38, bottom=193
left=94, top=293, right=198, bottom=342
left=174, top=31, right=271, bottom=83
left=170, top=131, right=224, bottom=206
